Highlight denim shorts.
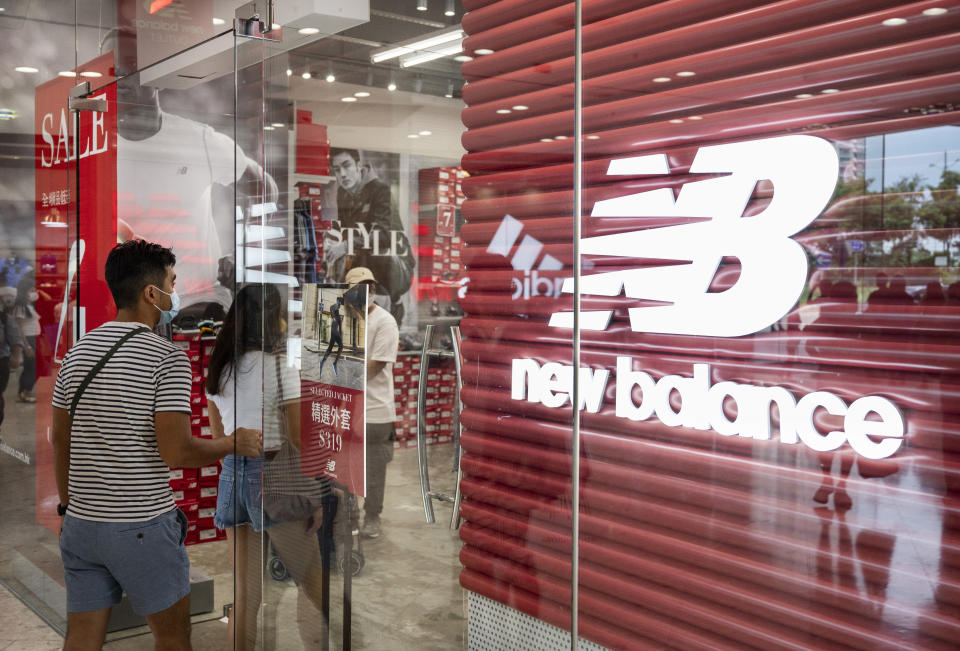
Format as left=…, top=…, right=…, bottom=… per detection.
left=215, top=454, right=273, bottom=532
left=59, top=509, right=190, bottom=615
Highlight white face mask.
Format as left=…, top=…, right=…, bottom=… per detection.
left=151, top=285, right=181, bottom=325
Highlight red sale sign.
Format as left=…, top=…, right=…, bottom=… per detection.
left=300, top=381, right=366, bottom=496
left=34, top=53, right=117, bottom=533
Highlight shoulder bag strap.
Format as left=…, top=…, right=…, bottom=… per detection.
left=69, top=326, right=149, bottom=420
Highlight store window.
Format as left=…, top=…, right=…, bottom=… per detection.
left=2, top=0, right=959, bottom=649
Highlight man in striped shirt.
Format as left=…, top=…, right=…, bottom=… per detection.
left=53, top=240, right=262, bottom=650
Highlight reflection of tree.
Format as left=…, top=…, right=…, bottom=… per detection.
left=835, top=171, right=960, bottom=267
left=916, top=170, right=960, bottom=267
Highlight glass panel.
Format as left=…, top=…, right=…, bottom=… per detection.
left=0, top=3, right=88, bottom=640
left=456, top=0, right=583, bottom=646
left=577, top=1, right=960, bottom=648
left=53, top=27, right=239, bottom=643
left=229, top=0, right=579, bottom=646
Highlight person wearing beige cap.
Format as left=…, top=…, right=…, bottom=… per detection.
left=345, top=266, right=399, bottom=538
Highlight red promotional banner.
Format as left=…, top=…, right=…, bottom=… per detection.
left=300, top=381, right=366, bottom=496
left=34, top=53, right=117, bottom=533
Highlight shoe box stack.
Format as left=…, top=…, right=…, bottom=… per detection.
left=170, top=332, right=225, bottom=546
left=416, top=167, right=466, bottom=306
left=392, top=353, right=457, bottom=447
left=295, top=109, right=330, bottom=177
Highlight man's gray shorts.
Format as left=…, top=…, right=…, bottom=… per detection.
left=59, top=509, right=190, bottom=615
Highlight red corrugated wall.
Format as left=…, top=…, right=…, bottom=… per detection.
left=457, top=0, right=960, bottom=648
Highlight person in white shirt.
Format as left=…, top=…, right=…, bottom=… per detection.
left=344, top=267, right=399, bottom=539
left=205, top=284, right=327, bottom=650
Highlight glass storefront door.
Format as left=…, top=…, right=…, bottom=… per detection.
left=4, top=1, right=960, bottom=650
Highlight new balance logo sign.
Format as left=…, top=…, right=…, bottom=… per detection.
left=486, top=214, right=565, bottom=299
left=549, top=135, right=839, bottom=337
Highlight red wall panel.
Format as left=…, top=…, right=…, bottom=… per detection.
left=458, top=0, right=960, bottom=648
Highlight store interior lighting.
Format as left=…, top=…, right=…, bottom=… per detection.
left=417, top=0, right=428, bottom=11
left=400, top=40, right=463, bottom=68
left=445, top=0, right=455, bottom=17
left=370, top=26, right=463, bottom=64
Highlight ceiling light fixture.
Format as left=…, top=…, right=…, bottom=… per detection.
left=444, top=81, right=454, bottom=98
left=445, top=0, right=455, bottom=16
left=388, top=81, right=397, bottom=91
left=555, top=135, right=568, bottom=140
left=371, top=26, right=463, bottom=63
left=586, top=135, right=599, bottom=140
left=286, top=69, right=292, bottom=76
left=299, top=27, right=320, bottom=35
left=417, top=0, right=428, bottom=11
left=355, top=91, right=371, bottom=97
left=496, top=109, right=511, bottom=114
left=653, top=76, right=671, bottom=83
left=14, top=66, right=39, bottom=73
left=795, top=93, right=813, bottom=98
left=408, top=133, right=420, bottom=138
left=263, top=125, right=275, bottom=131
left=882, top=17, right=907, bottom=26
left=302, top=71, right=311, bottom=79
left=540, top=138, right=553, bottom=143
left=271, top=122, right=284, bottom=128
left=58, top=71, right=76, bottom=78
left=80, top=71, right=102, bottom=78
left=512, top=105, right=529, bottom=111
left=474, top=48, right=494, bottom=55
left=341, top=97, right=357, bottom=102
left=821, top=88, right=839, bottom=94
left=419, top=130, right=432, bottom=136
left=923, top=7, right=948, bottom=15
left=212, top=17, right=225, bottom=25
left=688, top=115, right=702, bottom=120
left=669, top=119, right=684, bottom=124
left=676, top=71, right=696, bottom=77
left=326, top=73, right=336, bottom=82
left=454, top=55, right=473, bottom=62
left=400, top=40, right=463, bottom=68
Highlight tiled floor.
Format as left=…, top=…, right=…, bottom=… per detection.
left=0, top=363, right=466, bottom=649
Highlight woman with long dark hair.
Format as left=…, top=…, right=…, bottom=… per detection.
left=206, top=284, right=327, bottom=649
left=12, top=272, right=40, bottom=402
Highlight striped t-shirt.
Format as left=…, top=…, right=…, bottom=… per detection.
left=53, top=321, right=192, bottom=522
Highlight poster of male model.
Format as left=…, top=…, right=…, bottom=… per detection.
left=321, top=149, right=415, bottom=328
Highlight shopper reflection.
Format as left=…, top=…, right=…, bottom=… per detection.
left=206, top=285, right=328, bottom=650
left=813, top=451, right=854, bottom=511
left=867, top=273, right=914, bottom=308
left=920, top=281, right=945, bottom=306
left=0, top=288, right=23, bottom=440
left=814, top=507, right=896, bottom=615
left=12, top=272, right=41, bottom=403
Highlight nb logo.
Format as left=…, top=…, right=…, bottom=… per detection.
left=549, top=135, right=838, bottom=337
